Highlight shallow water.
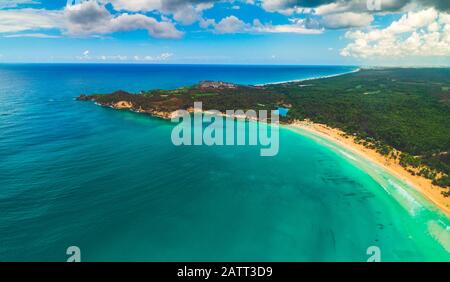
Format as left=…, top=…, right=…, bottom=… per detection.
left=0, top=64, right=448, bottom=261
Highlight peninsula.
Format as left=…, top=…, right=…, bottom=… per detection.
left=77, top=68, right=450, bottom=215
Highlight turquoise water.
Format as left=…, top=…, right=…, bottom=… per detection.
left=0, top=64, right=449, bottom=261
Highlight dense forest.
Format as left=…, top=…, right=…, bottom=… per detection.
left=78, top=68, right=450, bottom=196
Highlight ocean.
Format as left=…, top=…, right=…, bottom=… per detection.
left=0, top=64, right=449, bottom=261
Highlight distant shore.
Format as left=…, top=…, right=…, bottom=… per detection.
left=287, top=120, right=450, bottom=218
left=255, top=67, right=361, bottom=86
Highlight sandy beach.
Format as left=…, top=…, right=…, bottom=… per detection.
left=288, top=119, right=450, bottom=218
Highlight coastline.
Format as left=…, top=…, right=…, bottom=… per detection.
left=83, top=67, right=450, bottom=219
left=255, top=67, right=361, bottom=86
left=103, top=98, right=450, bottom=218
left=286, top=120, right=450, bottom=218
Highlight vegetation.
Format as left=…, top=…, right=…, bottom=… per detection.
left=78, top=68, right=450, bottom=196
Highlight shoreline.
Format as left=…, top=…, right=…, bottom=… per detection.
left=286, top=120, right=450, bottom=218
left=83, top=68, right=449, bottom=219
left=255, top=67, right=361, bottom=86
left=102, top=98, right=450, bottom=218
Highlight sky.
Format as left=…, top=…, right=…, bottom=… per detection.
left=0, top=0, right=449, bottom=65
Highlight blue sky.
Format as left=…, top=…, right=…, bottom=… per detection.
left=0, top=0, right=449, bottom=65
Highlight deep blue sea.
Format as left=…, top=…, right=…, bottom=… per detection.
left=0, top=64, right=449, bottom=261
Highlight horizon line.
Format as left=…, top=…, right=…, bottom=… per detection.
left=1, top=62, right=450, bottom=68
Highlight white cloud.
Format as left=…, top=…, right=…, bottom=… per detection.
left=0, top=1, right=183, bottom=39
left=258, top=0, right=442, bottom=29
left=109, top=0, right=214, bottom=25
left=341, top=8, right=450, bottom=58
left=214, top=16, right=248, bottom=33
left=252, top=18, right=323, bottom=34
left=199, top=17, right=215, bottom=28
left=260, top=0, right=417, bottom=15
left=211, top=15, right=323, bottom=34
left=76, top=49, right=91, bottom=60
left=260, top=0, right=296, bottom=15
left=0, top=8, right=62, bottom=33
left=260, top=1, right=378, bottom=29
left=0, top=0, right=39, bottom=9
left=97, top=55, right=127, bottom=61
left=84, top=52, right=173, bottom=61
left=143, top=52, right=173, bottom=61
left=108, top=0, right=161, bottom=11
left=385, top=7, right=438, bottom=33
left=3, top=33, right=61, bottom=38
left=64, top=1, right=183, bottom=38
left=321, top=12, right=374, bottom=29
